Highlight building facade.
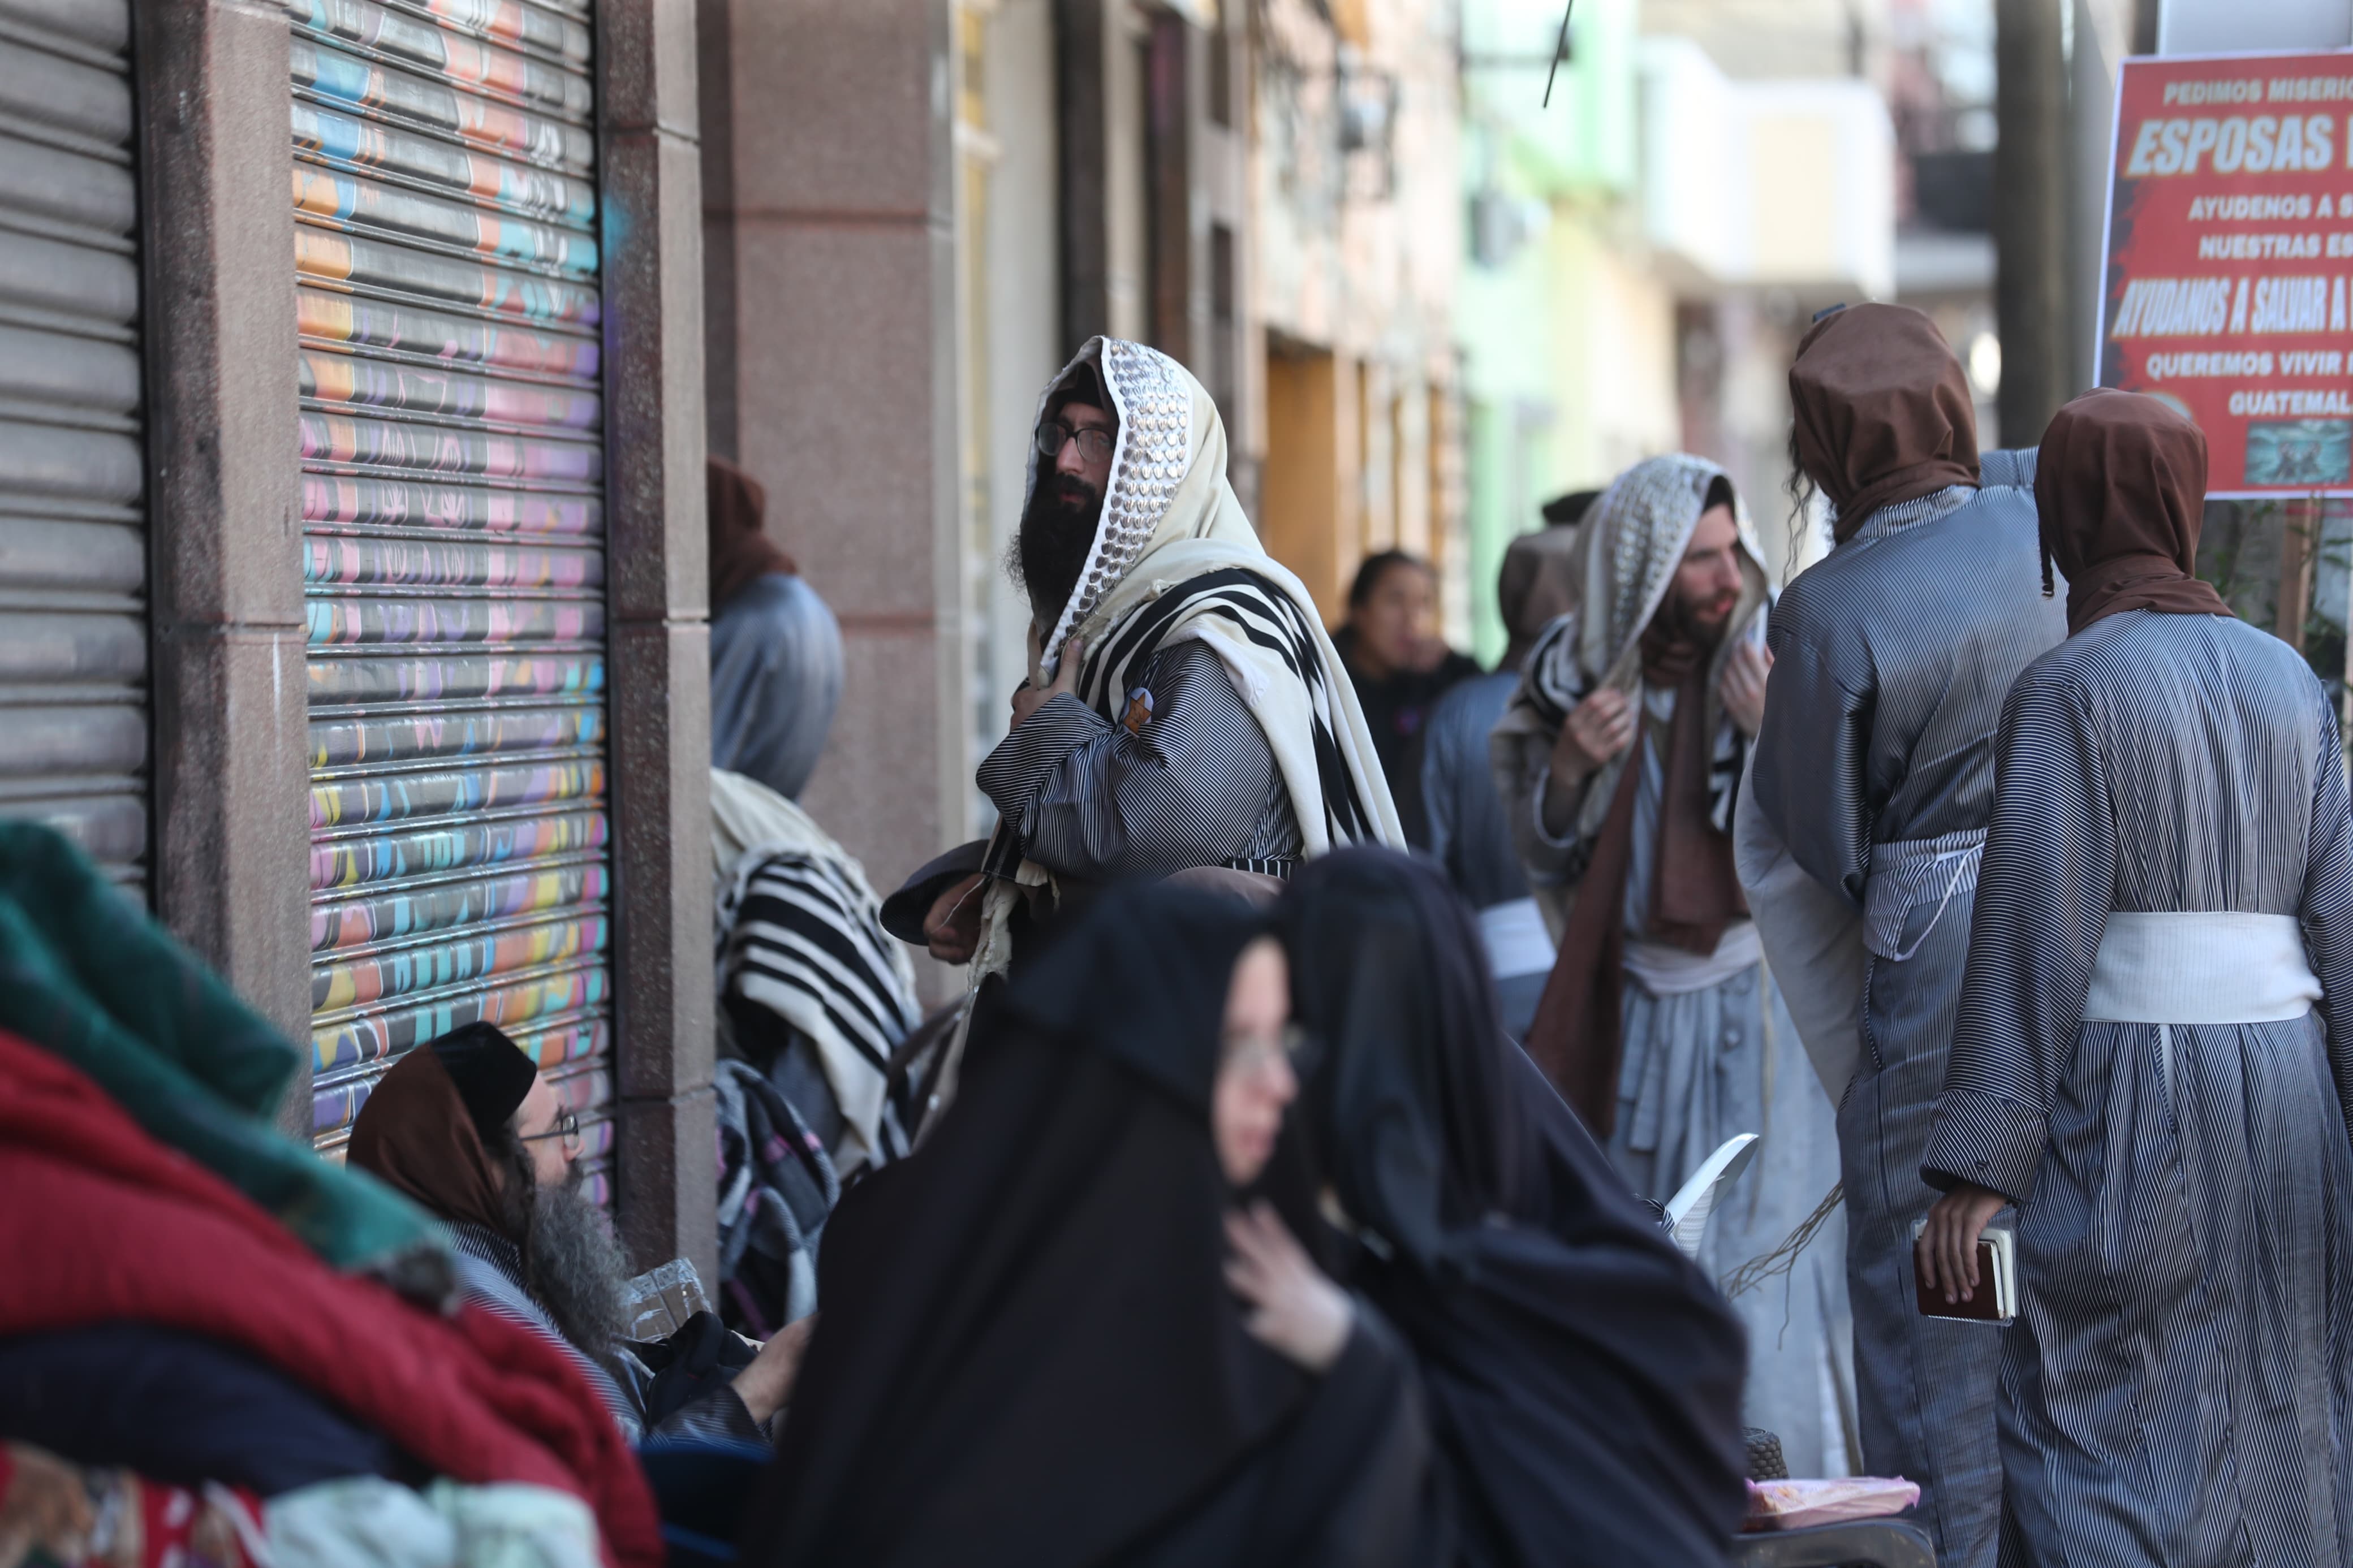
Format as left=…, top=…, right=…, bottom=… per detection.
left=1, top=0, right=714, bottom=1278
left=1251, top=0, right=1467, bottom=633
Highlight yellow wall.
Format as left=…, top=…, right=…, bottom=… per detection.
left=1261, top=349, right=1343, bottom=621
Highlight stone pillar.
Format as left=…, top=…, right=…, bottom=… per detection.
left=699, top=0, right=963, bottom=962
left=600, top=0, right=717, bottom=1280
left=136, top=0, right=313, bottom=1129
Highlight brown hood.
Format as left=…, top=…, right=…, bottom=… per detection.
left=709, top=454, right=796, bottom=611
left=1497, top=523, right=1587, bottom=671
left=2035, top=388, right=2229, bottom=634
left=1789, top=302, right=1980, bottom=542
left=348, top=1045, right=510, bottom=1237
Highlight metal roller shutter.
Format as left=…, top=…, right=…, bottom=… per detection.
left=288, top=0, right=614, bottom=1200
left=0, top=0, right=148, bottom=887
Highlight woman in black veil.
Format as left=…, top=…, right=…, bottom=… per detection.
left=738, top=880, right=1433, bottom=1567
left=1278, top=848, right=1749, bottom=1567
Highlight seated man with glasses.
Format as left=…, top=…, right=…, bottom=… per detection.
left=348, top=1022, right=808, bottom=1445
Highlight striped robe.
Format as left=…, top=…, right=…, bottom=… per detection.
left=978, top=637, right=1303, bottom=882
left=1923, top=610, right=2353, bottom=1568
left=1751, top=479, right=2068, bottom=1568
left=1507, top=617, right=1855, bottom=1478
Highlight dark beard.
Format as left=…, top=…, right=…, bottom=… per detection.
left=1012, top=474, right=1104, bottom=624
left=514, top=1158, right=634, bottom=1358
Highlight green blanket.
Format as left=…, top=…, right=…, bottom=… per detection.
left=0, top=821, right=441, bottom=1275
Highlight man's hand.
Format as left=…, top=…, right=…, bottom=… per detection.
left=923, top=872, right=985, bottom=965
left=1224, top=1202, right=1354, bottom=1374
left=731, top=1313, right=816, bottom=1426
left=1915, top=1182, right=2009, bottom=1305
left=1554, top=687, right=1635, bottom=782
left=1721, top=641, right=1774, bottom=738
left=1539, top=687, right=1635, bottom=839
left=1010, top=635, right=1084, bottom=729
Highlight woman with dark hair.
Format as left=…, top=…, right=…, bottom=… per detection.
left=1277, top=848, right=1750, bottom=1568
left=739, top=882, right=1433, bottom=1568
left=1336, top=549, right=1481, bottom=845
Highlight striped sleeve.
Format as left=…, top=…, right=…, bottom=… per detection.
left=1500, top=616, right=1593, bottom=889
left=1923, top=671, right=2114, bottom=1203
left=2297, top=692, right=2353, bottom=1141
left=976, top=640, right=1297, bottom=880
left=1753, top=603, right=1874, bottom=911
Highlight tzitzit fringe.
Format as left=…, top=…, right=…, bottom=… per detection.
left=1720, top=1182, right=1844, bottom=1302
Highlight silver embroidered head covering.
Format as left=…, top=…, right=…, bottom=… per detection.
left=1024, top=338, right=1209, bottom=672
left=1574, top=453, right=1769, bottom=689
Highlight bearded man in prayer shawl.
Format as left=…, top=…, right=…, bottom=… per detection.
left=1918, top=391, right=2353, bottom=1568
left=895, top=338, right=1400, bottom=1113
left=1490, top=453, right=1855, bottom=1478
left=1733, top=302, right=2066, bottom=1568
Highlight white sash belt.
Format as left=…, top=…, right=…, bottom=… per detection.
left=2082, top=912, right=2320, bottom=1025
left=1624, top=919, right=1763, bottom=996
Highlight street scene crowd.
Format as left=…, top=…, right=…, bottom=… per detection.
left=7, top=290, right=2352, bottom=1568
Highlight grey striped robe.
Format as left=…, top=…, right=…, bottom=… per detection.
left=1924, top=610, right=2353, bottom=1568
left=977, top=638, right=1303, bottom=881
left=1752, top=476, right=2068, bottom=1568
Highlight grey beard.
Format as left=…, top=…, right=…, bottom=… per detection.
left=522, top=1168, right=635, bottom=1358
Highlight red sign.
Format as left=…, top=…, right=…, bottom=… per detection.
left=2100, top=51, right=2353, bottom=495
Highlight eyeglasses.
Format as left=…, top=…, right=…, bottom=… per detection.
left=1035, top=420, right=1115, bottom=464
left=1221, top=1022, right=1308, bottom=1070
left=519, top=1109, right=582, bottom=1156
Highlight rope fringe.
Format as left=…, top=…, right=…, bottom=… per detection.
left=1721, top=1182, right=1844, bottom=1302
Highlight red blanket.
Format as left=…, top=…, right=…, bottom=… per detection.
left=0, top=1030, right=660, bottom=1568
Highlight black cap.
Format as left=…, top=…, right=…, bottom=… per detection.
left=426, top=1021, right=537, bottom=1140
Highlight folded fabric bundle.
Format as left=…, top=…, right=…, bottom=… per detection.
left=0, top=1444, right=600, bottom=1568
left=0, top=1325, right=406, bottom=1498
left=0, top=1029, right=660, bottom=1568
left=0, top=822, right=438, bottom=1278
left=0, top=1440, right=269, bottom=1568
left=266, top=1475, right=600, bottom=1568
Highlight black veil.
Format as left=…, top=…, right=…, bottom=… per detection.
left=1278, top=849, right=1749, bottom=1567
left=740, top=879, right=1426, bottom=1568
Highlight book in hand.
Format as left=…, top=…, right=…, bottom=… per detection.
left=1910, top=1219, right=2016, bottom=1323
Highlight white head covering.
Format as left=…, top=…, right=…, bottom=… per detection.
left=1490, top=453, right=1772, bottom=932
left=1570, top=453, right=1769, bottom=691
left=1025, top=338, right=1259, bottom=677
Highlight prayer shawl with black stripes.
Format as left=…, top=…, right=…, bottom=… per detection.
left=949, top=339, right=1402, bottom=1109
left=713, top=770, right=923, bottom=1172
